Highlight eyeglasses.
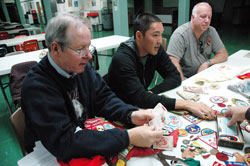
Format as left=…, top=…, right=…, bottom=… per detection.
left=199, top=41, right=204, bottom=54
left=66, top=45, right=90, bottom=57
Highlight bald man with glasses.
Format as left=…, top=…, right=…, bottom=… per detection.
left=21, top=14, right=163, bottom=163
left=167, top=2, right=228, bottom=80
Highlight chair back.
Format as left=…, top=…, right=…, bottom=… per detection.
left=15, top=25, right=24, bottom=29
left=22, top=39, right=40, bottom=52
left=0, top=44, right=8, bottom=57
left=0, top=32, right=10, bottom=40
left=9, top=61, right=37, bottom=106
left=89, top=45, right=99, bottom=70
left=10, top=107, right=27, bottom=156
left=14, top=35, right=27, bottom=51
left=18, top=30, right=29, bottom=36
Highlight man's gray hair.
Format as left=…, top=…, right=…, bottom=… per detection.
left=45, top=13, right=90, bottom=51
left=192, top=2, right=211, bottom=17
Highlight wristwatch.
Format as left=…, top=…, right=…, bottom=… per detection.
left=127, top=111, right=133, bottom=125
left=206, top=59, right=212, bottom=66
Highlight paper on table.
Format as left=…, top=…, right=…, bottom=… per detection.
left=18, top=141, right=59, bottom=166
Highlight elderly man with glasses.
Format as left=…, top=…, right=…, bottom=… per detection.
left=21, top=14, right=163, bottom=163
left=167, top=2, right=228, bottom=80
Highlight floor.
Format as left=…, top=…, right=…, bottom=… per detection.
left=0, top=23, right=250, bottom=166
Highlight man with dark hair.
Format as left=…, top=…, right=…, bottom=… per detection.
left=167, top=2, right=228, bottom=80
left=21, top=13, right=163, bottom=162
left=107, top=13, right=215, bottom=120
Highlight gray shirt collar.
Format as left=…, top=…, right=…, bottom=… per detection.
left=48, top=53, right=76, bottom=79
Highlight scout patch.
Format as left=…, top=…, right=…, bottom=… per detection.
left=201, top=128, right=215, bottom=135
left=209, top=84, right=220, bottom=90
left=178, top=129, right=188, bottom=137
left=194, top=80, right=204, bottom=86
left=216, top=152, right=229, bottom=161
left=183, top=114, right=203, bottom=124
left=232, top=98, right=249, bottom=107
left=185, top=124, right=201, bottom=134
left=210, top=96, right=228, bottom=104
left=199, top=132, right=218, bottom=149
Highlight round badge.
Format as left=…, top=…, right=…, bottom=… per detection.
left=218, top=103, right=226, bottom=107
left=185, top=124, right=201, bottom=134
left=182, top=139, right=190, bottom=145
left=210, top=148, right=219, bottom=155
left=220, top=135, right=238, bottom=141
left=210, top=96, right=227, bottom=104
left=163, top=127, right=174, bottom=136
left=178, top=129, right=188, bottom=137
left=209, top=84, right=220, bottom=90
left=244, top=153, right=250, bottom=166
left=201, top=128, right=215, bottom=135
left=220, top=108, right=229, bottom=114
left=245, top=147, right=250, bottom=154
left=216, top=152, right=229, bottom=161
left=232, top=98, right=249, bottom=106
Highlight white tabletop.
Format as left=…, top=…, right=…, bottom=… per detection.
left=91, top=35, right=129, bottom=52
left=17, top=49, right=250, bottom=166
left=128, top=49, right=250, bottom=166
left=0, top=35, right=129, bottom=76
left=0, top=34, right=45, bottom=47
left=0, top=27, right=41, bottom=35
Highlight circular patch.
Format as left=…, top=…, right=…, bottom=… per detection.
left=182, top=139, right=190, bottom=145
left=210, top=148, right=219, bottom=155
left=245, top=147, right=250, bottom=154
left=244, top=153, right=250, bottom=166
left=201, top=128, right=215, bottom=135
left=185, top=124, right=201, bottom=134
left=163, top=127, right=174, bottom=136
left=209, top=84, right=220, bottom=90
left=220, top=108, right=229, bottom=114
left=220, top=135, right=238, bottom=141
left=178, top=129, right=188, bottom=137
left=218, top=103, right=226, bottom=107
left=232, top=98, right=249, bottom=107
left=210, top=96, right=227, bottom=104
left=216, top=152, right=229, bottom=161
left=195, top=81, right=204, bottom=86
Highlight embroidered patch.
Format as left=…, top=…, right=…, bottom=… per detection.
left=185, top=124, right=201, bottom=134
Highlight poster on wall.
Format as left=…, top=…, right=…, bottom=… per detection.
left=57, top=0, right=65, bottom=4
left=68, top=0, right=72, bottom=7
left=74, top=1, right=78, bottom=7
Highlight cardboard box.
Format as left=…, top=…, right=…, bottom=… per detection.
left=217, top=115, right=244, bottom=150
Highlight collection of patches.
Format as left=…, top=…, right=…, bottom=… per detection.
left=157, top=63, right=250, bottom=166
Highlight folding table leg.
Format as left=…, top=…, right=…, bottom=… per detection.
left=0, top=80, right=12, bottom=114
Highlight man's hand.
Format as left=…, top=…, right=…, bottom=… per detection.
left=175, top=100, right=215, bottom=120
left=224, top=106, right=248, bottom=126
left=127, top=125, right=163, bottom=147
left=131, top=109, right=154, bottom=126
left=197, top=61, right=210, bottom=73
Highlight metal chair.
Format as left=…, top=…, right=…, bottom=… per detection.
left=22, top=39, right=40, bottom=52
left=9, top=61, right=37, bottom=107
left=18, top=30, right=29, bottom=36
left=0, top=44, right=8, bottom=57
left=14, top=35, right=27, bottom=51
left=0, top=32, right=10, bottom=40
left=89, top=45, right=99, bottom=70
left=10, top=107, right=27, bottom=156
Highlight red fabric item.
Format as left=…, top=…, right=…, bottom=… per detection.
left=171, top=129, right=179, bottom=147
left=57, top=155, right=105, bottom=166
left=237, top=72, right=250, bottom=80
